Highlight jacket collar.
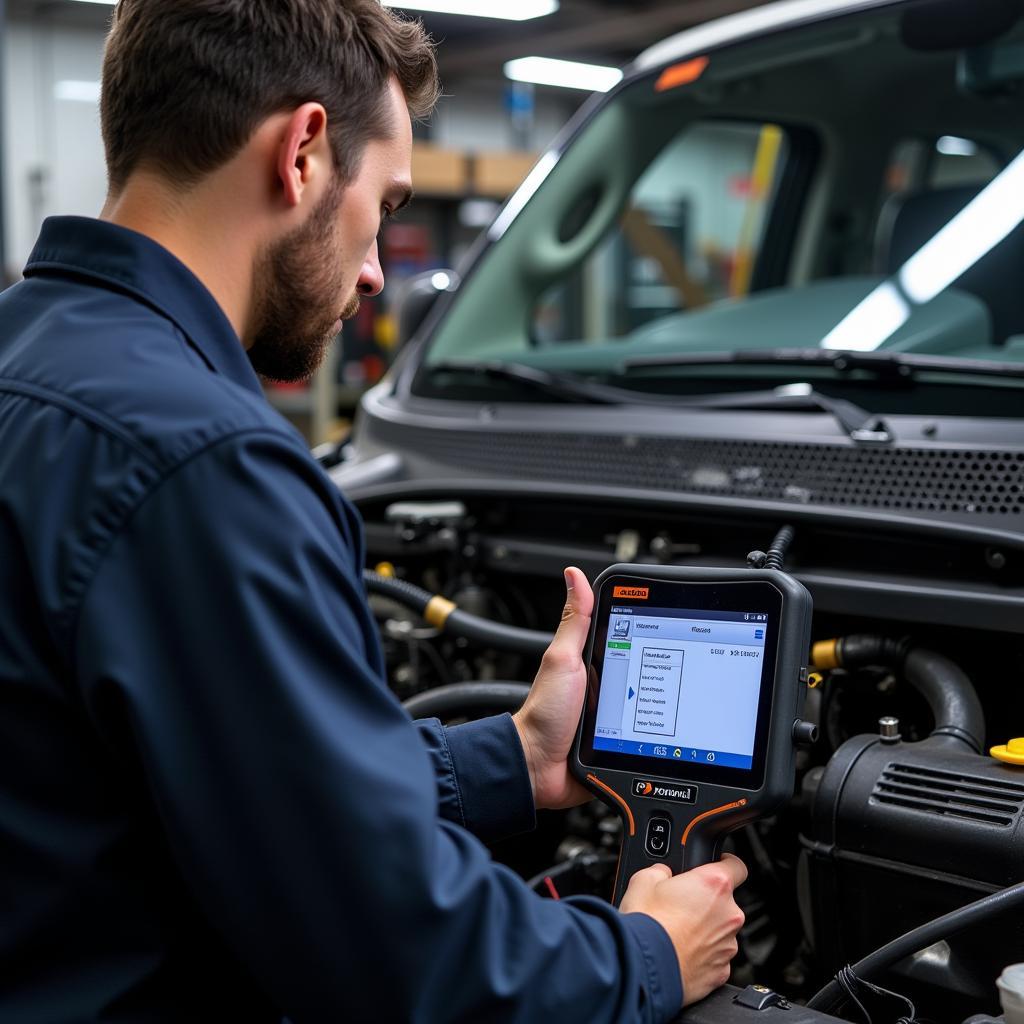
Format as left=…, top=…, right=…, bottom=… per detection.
left=24, top=216, right=263, bottom=397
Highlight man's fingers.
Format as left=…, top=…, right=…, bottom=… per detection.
left=620, top=863, right=672, bottom=911
left=717, top=853, right=749, bottom=890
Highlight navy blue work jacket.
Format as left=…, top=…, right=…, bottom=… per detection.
left=0, top=217, right=681, bottom=1023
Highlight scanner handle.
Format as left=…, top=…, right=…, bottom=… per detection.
left=609, top=797, right=749, bottom=905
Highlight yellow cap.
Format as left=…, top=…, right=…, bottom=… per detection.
left=990, top=738, right=1024, bottom=765
left=374, top=562, right=396, bottom=578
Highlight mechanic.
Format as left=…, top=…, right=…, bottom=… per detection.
left=0, top=2, right=747, bottom=1021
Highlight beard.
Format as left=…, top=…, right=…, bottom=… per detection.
left=247, top=182, right=360, bottom=383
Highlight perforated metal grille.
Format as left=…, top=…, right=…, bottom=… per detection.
left=872, top=763, right=1024, bottom=826
left=372, top=421, right=1024, bottom=519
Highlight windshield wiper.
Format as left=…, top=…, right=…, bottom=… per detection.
left=431, top=360, right=891, bottom=443
left=691, top=383, right=892, bottom=444
left=621, top=348, right=1024, bottom=384
left=430, top=360, right=632, bottom=405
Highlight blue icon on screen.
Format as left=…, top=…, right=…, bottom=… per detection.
left=754, top=628, right=764, bottom=639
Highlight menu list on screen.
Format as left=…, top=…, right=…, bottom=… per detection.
left=593, top=606, right=767, bottom=770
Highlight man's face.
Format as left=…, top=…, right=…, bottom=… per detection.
left=247, top=80, right=413, bottom=382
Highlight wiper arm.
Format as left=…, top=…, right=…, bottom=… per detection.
left=621, top=347, right=1024, bottom=384
left=693, top=383, right=892, bottom=444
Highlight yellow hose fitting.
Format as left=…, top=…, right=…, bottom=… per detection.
left=374, top=562, right=396, bottom=578
left=811, top=639, right=841, bottom=670
left=424, top=595, right=457, bottom=629
left=807, top=672, right=824, bottom=689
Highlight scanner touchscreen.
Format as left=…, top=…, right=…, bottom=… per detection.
left=593, top=605, right=769, bottom=772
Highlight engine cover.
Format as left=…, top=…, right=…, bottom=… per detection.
left=803, top=734, right=1024, bottom=1014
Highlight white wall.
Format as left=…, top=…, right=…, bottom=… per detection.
left=3, top=15, right=108, bottom=278
left=431, top=82, right=575, bottom=154
left=1, top=17, right=576, bottom=280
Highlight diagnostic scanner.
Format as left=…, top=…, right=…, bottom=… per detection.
left=571, top=563, right=813, bottom=905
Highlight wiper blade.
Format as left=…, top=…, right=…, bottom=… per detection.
left=431, top=360, right=891, bottom=443
left=431, top=360, right=639, bottom=405
left=621, top=347, right=1024, bottom=383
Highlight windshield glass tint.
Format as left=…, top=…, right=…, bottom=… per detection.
left=422, top=0, right=1024, bottom=399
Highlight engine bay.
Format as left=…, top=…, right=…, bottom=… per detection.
left=356, top=493, right=1024, bottom=1020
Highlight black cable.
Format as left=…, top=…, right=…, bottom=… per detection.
left=747, top=524, right=796, bottom=571
left=806, top=879, right=1024, bottom=1011
left=402, top=681, right=532, bottom=720
left=836, top=966, right=872, bottom=1024
left=764, top=524, right=795, bottom=571
left=525, top=852, right=618, bottom=894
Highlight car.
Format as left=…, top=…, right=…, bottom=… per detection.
left=330, top=0, right=1024, bottom=1017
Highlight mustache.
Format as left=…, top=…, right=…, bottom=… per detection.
left=340, top=294, right=361, bottom=321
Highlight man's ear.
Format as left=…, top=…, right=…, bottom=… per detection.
left=277, top=102, right=330, bottom=208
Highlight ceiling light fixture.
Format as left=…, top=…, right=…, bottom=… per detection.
left=66, top=0, right=560, bottom=13
left=936, top=135, right=978, bottom=158
left=384, top=0, right=557, bottom=20
left=55, top=80, right=102, bottom=102
left=504, top=56, right=623, bottom=93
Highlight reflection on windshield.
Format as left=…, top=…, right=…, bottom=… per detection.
left=822, top=146, right=1024, bottom=352
left=423, top=0, right=1024, bottom=390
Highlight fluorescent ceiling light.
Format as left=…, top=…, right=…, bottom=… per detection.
left=936, top=135, right=978, bottom=157
left=820, top=282, right=910, bottom=352
left=55, top=80, right=102, bottom=102
left=899, top=147, right=1024, bottom=304
left=67, top=0, right=561, bottom=10
left=384, top=0, right=557, bottom=19
left=504, top=56, right=623, bottom=92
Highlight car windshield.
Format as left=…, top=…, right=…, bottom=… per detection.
left=419, top=0, right=1024, bottom=410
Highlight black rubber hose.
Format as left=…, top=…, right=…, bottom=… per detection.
left=364, top=571, right=552, bottom=657
left=364, top=571, right=432, bottom=615
left=445, top=609, right=551, bottom=657
left=806, top=880, right=1024, bottom=1012
left=903, top=647, right=985, bottom=753
left=402, top=681, right=532, bottom=720
left=834, top=635, right=984, bottom=753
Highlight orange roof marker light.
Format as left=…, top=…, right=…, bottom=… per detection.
left=655, top=56, right=709, bottom=93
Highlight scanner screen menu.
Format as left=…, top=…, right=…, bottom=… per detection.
left=592, top=606, right=767, bottom=770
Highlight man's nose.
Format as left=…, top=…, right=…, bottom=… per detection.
left=357, top=239, right=385, bottom=297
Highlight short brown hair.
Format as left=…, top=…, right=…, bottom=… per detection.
left=101, top=0, right=438, bottom=193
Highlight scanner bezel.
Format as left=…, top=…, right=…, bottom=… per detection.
left=577, top=573, right=784, bottom=792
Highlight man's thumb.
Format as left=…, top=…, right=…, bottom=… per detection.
left=546, top=567, right=593, bottom=660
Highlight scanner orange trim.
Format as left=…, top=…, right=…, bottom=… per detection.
left=680, top=798, right=748, bottom=846
left=587, top=774, right=635, bottom=836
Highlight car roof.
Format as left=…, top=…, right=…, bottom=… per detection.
left=632, top=0, right=902, bottom=73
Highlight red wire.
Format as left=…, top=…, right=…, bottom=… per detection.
left=543, top=876, right=561, bottom=900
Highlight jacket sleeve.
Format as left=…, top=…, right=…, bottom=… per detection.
left=72, top=430, right=683, bottom=1024
left=414, top=715, right=538, bottom=843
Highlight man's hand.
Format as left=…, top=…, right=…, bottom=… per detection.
left=620, top=856, right=748, bottom=1006
left=512, top=566, right=594, bottom=810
